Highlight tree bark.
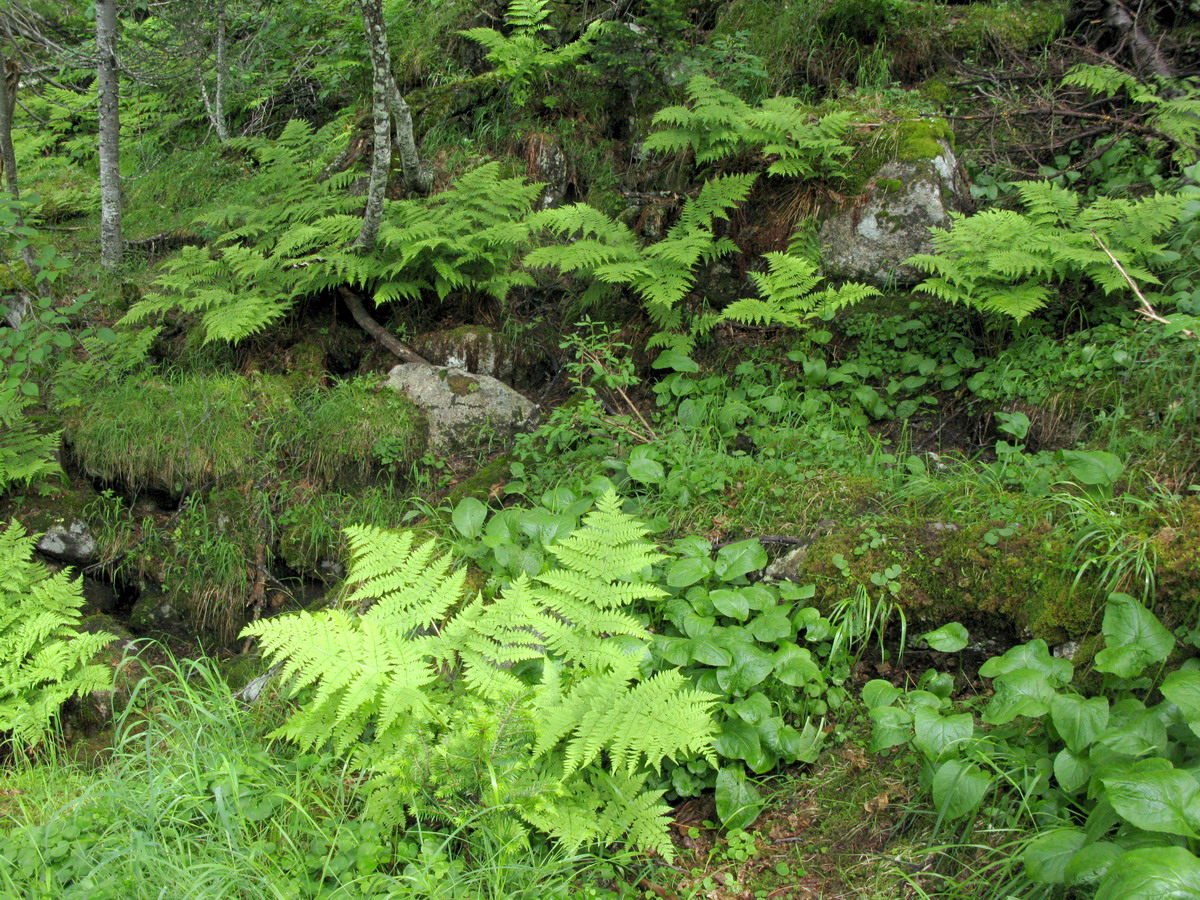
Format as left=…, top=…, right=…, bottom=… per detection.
left=0, top=50, right=40, bottom=283
left=95, top=0, right=122, bottom=269
left=354, top=0, right=391, bottom=251
left=199, top=3, right=230, bottom=142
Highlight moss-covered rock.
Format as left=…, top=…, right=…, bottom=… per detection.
left=445, top=454, right=512, bottom=506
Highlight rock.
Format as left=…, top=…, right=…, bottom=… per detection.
left=527, top=135, right=569, bottom=210
left=412, top=326, right=548, bottom=390
left=819, top=119, right=969, bottom=287
left=36, top=519, right=99, bottom=567
left=128, top=587, right=193, bottom=639
left=384, top=364, right=539, bottom=454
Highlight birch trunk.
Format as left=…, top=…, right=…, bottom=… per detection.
left=0, top=51, right=39, bottom=281
left=95, top=0, right=122, bottom=269
left=200, top=4, right=231, bottom=142
left=354, top=0, right=391, bottom=251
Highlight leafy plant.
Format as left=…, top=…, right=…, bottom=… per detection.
left=461, top=0, right=607, bottom=107
left=909, top=180, right=1186, bottom=320
left=644, top=74, right=854, bottom=179
left=0, top=522, right=115, bottom=748
left=866, top=594, right=1200, bottom=899
left=244, top=492, right=717, bottom=857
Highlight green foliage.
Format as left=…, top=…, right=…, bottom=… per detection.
left=461, top=0, right=606, bottom=107
left=909, top=181, right=1186, bottom=320
left=526, top=174, right=756, bottom=349
left=1062, top=65, right=1200, bottom=167
left=710, top=251, right=878, bottom=331
left=644, top=75, right=854, bottom=179
left=124, top=122, right=540, bottom=343
left=0, top=522, right=114, bottom=748
left=867, top=595, right=1200, bottom=899
left=244, top=492, right=717, bottom=857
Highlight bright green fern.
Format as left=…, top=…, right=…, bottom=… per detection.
left=908, top=181, right=1186, bottom=320
left=645, top=75, right=854, bottom=179
left=244, top=491, right=716, bottom=858
left=1, top=522, right=116, bottom=747
left=526, top=174, right=758, bottom=350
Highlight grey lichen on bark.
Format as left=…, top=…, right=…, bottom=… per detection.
left=95, top=0, right=123, bottom=269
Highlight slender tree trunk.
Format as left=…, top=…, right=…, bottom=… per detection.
left=0, top=50, right=39, bottom=282
left=95, top=0, right=122, bottom=269
left=200, top=3, right=231, bottom=142
left=355, top=0, right=428, bottom=197
left=354, top=0, right=391, bottom=251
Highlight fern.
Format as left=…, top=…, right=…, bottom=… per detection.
left=0, top=522, right=115, bottom=747
left=123, top=125, right=540, bottom=343
left=645, top=75, right=853, bottom=179
left=1063, top=65, right=1200, bottom=165
left=244, top=491, right=716, bottom=857
left=908, top=181, right=1186, bottom=320
left=527, top=174, right=757, bottom=350
left=711, top=251, right=879, bottom=332
left=461, top=0, right=606, bottom=106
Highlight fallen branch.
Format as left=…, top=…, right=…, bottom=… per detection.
left=337, top=285, right=431, bottom=363
left=1092, top=232, right=1196, bottom=339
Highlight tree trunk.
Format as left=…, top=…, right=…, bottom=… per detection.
left=200, top=3, right=231, bottom=142
left=0, top=51, right=40, bottom=282
left=355, top=0, right=428, bottom=197
left=354, top=0, right=391, bottom=250
left=95, top=0, right=122, bottom=269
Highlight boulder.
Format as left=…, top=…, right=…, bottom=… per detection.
left=820, top=119, right=969, bottom=287
left=37, top=518, right=99, bottom=567
left=384, top=364, right=538, bottom=454
left=412, top=326, right=548, bottom=390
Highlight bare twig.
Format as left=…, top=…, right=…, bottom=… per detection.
left=337, top=285, right=431, bottom=364
left=1092, top=232, right=1196, bottom=339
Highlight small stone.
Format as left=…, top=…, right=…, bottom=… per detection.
left=37, top=519, right=99, bottom=567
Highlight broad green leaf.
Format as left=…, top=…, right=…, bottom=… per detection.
left=627, top=457, right=665, bottom=484
left=1054, top=747, right=1092, bottom=794
left=862, top=679, right=903, bottom=710
left=979, top=639, right=1072, bottom=685
left=931, top=759, right=991, bottom=820
left=912, top=707, right=975, bottom=762
left=451, top=497, right=488, bottom=539
left=713, top=718, right=761, bottom=763
left=772, top=644, right=823, bottom=687
left=652, top=349, right=700, bottom=372
left=715, top=766, right=764, bottom=831
left=1101, top=759, right=1200, bottom=838
left=657, top=636, right=693, bottom=667
left=1161, top=669, right=1200, bottom=737
left=922, top=622, right=969, bottom=652
left=732, top=693, right=773, bottom=724
left=982, top=668, right=1057, bottom=724
left=772, top=719, right=824, bottom=764
left=1064, top=841, right=1124, bottom=886
left=748, top=607, right=793, bottom=642
left=1095, top=594, right=1174, bottom=678
left=1094, top=847, right=1200, bottom=900
left=1062, top=449, right=1124, bottom=487
left=868, top=706, right=913, bottom=752
left=690, top=637, right=732, bottom=667
left=710, top=589, right=750, bottom=621
left=1023, top=827, right=1087, bottom=884
left=716, top=641, right=774, bottom=694
left=666, top=557, right=712, bottom=588
left=1052, top=694, right=1110, bottom=753
left=714, top=540, right=768, bottom=580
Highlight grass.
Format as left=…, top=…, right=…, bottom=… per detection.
left=0, top=651, right=637, bottom=900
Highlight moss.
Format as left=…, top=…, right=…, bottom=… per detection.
left=66, top=373, right=300, bottom=496
left=894, top=118, right=953, bottom=161
left=1154, top=496, right=1200, bottom=630
left=445, top=455, right=511, bottom=506
left=217, top=654, right=265, bottom=692
left=940, top=1, right=1067, bottom=55
left=799, top=512, right=1099, bottom=642
left=875, top=177, right=904, bottom=194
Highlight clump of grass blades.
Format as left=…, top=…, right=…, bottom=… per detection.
left=0, top=651, right=639, bottom=899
